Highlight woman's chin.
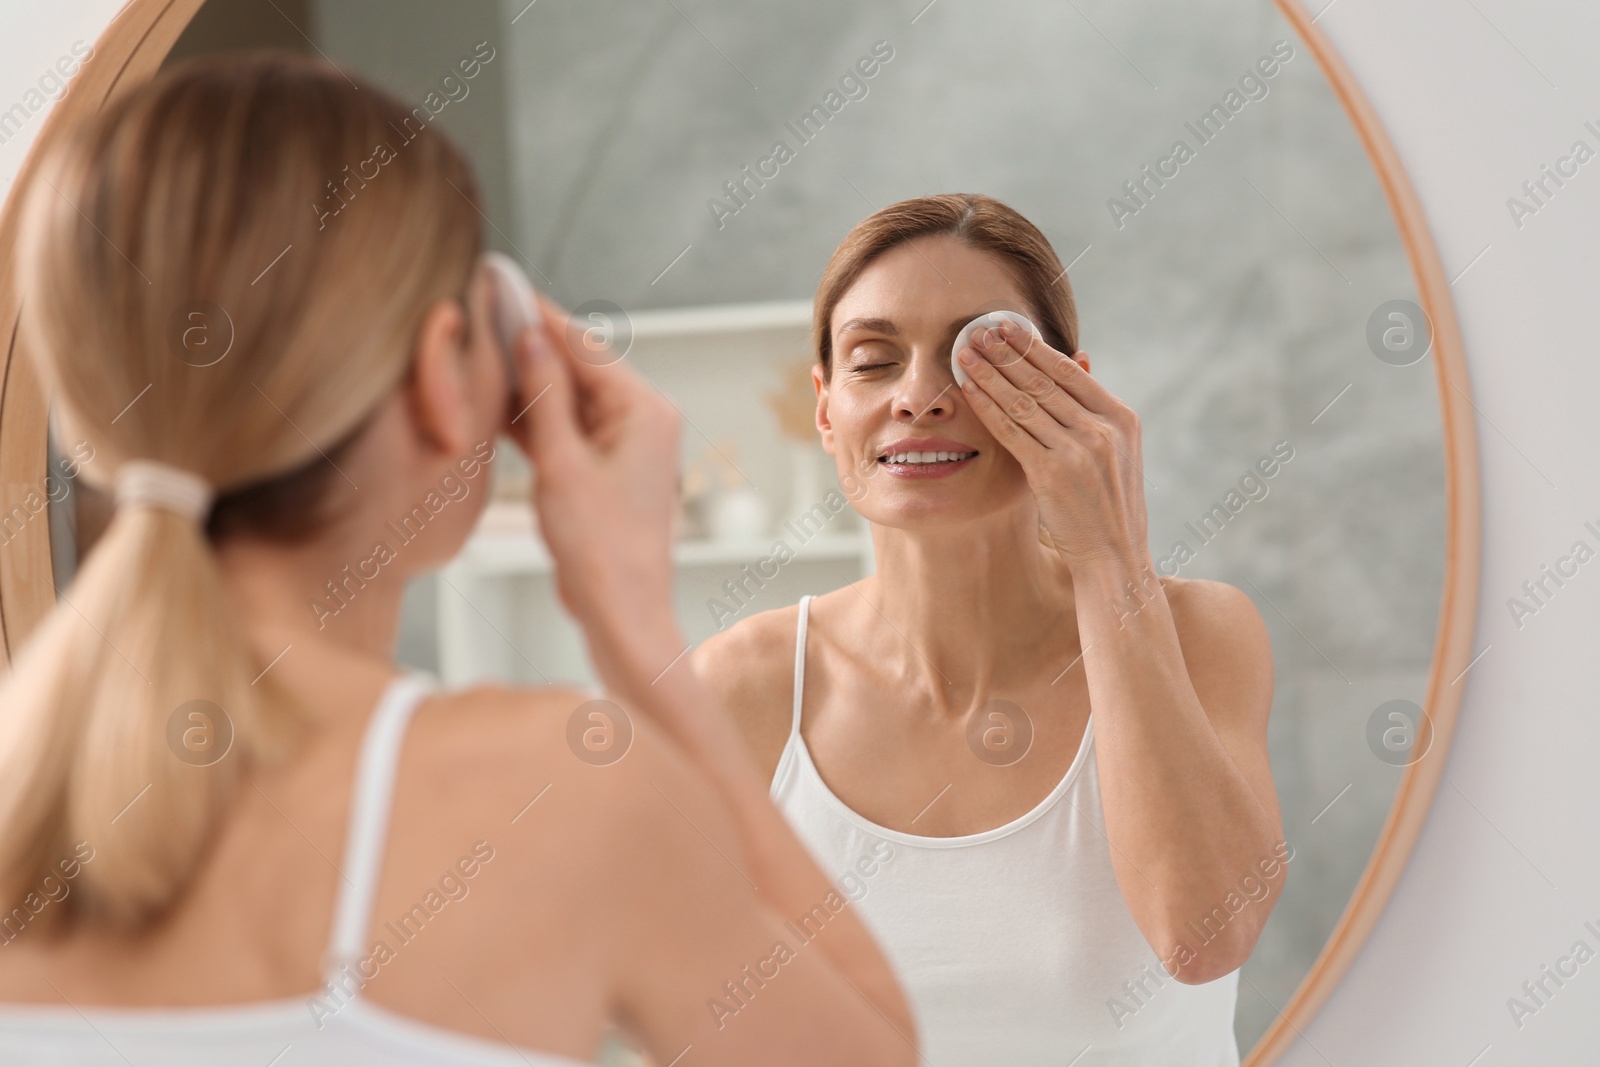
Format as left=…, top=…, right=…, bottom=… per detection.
left=857, top=489, right=1016, bottom=531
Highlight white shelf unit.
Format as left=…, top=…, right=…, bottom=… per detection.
left=454, top=527, right=869, bottom=575
left=437, top=300, right=876, bottom=689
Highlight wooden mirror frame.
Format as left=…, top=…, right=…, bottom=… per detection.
left=0, top=1, right=1480, bottom=1062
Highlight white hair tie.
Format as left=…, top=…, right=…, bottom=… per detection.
left=115, top=460, right=215, bottom=522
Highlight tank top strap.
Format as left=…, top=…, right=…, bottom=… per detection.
left=790, top=595, right=812, bottom=742
left=321, top=671, right=440, bottom=984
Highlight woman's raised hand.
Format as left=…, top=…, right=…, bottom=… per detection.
left=955, top=321, right=1151, bottom=572
left=503, top=295, right=681, bottom=642
left=499, top=296, right=921, bottom=1064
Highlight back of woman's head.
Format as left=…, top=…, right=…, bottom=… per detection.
left=812, top=193, right=1079, bottom=377
left=0, top=51, right=483, bottom=928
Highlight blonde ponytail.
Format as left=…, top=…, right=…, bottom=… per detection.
left=0, top=506, right=281, bottom=925
left=0, top=53, right=483, bottom=928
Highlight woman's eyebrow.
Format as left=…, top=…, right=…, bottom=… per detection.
left=946, top=314, right=981, bottom=337
left=946, top=310, right=1019, bottom=336
left=836, top=317, right=898, bottom=337
left=837, top=312, right=1020, bottom=341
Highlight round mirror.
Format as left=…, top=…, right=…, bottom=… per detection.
left=0, top=0, right=1478, bottom=1063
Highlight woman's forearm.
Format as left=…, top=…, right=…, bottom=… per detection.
left=579, top=600, right=918, bottom=1043
left=1070, top=551, right=1282, bottom=978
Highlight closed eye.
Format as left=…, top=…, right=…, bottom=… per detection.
left=841, top=345, right=898, bottom=371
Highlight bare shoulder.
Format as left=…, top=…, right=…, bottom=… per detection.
left=398, top=682, right=750, bottom=901
left=379, top=682, right=764, bottom=1046
left=410, top=682, right=589, bottom=784
left=405, top=681, right=744, bottom=843
left=1160, top=576, right=1274, bottom=726
left=689, top=604, right=800, bottom=780
left=1161, top=574, right=1266, bottom=632
left=397, top=683, right=610, bottom=852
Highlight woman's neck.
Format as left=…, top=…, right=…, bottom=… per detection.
left=859, top=506, right=1081, bottom=701
left=214, top=532, right=408, bottom=675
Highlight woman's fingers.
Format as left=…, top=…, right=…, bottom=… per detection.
left=533, top=290, right=655, bottom=439
left=534, top=291, right=627, bottom=390
left=978, top=328, right=1148, bottom=488
left=467, top=259, right=503, bottom=359
left=997, top=321, right=1119, bottom=417
left=512, top=325, right=580, bottom=471
left=960, top=333, right=1080, bottom=444
left=978, top=328, right=1087, bottom=429
left=957, top=347, right=1051, bottom=457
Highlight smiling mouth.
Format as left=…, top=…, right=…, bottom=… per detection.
left=877, top=450, right=980, bottom=465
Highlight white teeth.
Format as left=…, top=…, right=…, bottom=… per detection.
left=880, top=450, right=975, bottom=465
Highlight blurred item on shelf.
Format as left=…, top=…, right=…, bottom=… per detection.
left=765, top=356, right=819, bottom=443
left=704, top=439, right=770, bottom=541
left=676, top=458, right=712, bottom=541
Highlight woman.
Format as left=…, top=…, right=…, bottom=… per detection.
left=694, top=194, right=1288, bottom=1065
left=0, top=55, right=915, bottom=1066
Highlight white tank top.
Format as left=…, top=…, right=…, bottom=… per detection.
left=0, top=672, right=593, bottom=1067
left=771, top=595, right=1241, bottom=1065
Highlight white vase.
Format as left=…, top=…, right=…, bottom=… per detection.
left=708, top=486, right=769, bottom=542
left=783, top=441, right=823, bottom=529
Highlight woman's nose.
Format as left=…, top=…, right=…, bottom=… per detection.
left=893, top=361, right=958, bottom=421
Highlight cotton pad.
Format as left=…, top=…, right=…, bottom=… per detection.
left=483, top=251, right=542, bottom=377
left=951, top=310, right=1044, bottom=387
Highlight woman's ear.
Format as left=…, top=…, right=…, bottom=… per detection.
left=812, top=362, right=836, bottom=455
left=407, top=298, right=473, bottom=456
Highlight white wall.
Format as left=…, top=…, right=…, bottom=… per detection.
left=2, top=1, right=1597, bottom=1062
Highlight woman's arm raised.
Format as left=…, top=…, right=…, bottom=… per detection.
left=504, top=299, right=917, bottom=1061
left=956, top=322, right=1285, bottom=983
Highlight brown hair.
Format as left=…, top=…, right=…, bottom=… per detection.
left=0, top=52, right=483, bottom=928
left=812, top=193, right=1079, bottom=378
